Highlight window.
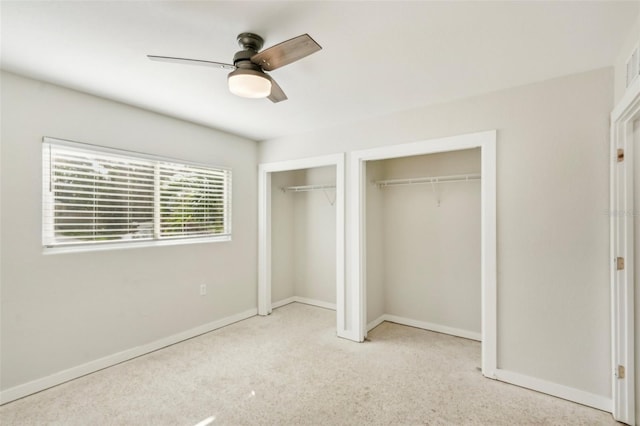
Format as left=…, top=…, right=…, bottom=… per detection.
left=42, top=137, right=231, bottom=251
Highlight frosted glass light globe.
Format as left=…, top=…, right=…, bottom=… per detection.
left=228, top=70, right=271, bottom=98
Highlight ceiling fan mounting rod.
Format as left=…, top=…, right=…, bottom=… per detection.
left=237, top=32, right=264, bottom=52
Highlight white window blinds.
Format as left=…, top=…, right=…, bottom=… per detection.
left=43, top=138, right=231, bottom=249
left=158, top=162, right=230, bottom=239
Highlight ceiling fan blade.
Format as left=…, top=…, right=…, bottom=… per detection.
left=147, top=55, right=235, bottom=70
left=264, top=74, right=287, bottom=103
left=251, top=34, right=321, bottom=71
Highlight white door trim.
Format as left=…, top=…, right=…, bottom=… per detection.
left=258, top=154, right=347, bottom=336
left=610, top=78, right=640, bottom=425
left=348, top=130, right=497, bottom=377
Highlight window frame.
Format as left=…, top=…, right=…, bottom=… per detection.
left=42, top=137, right=232, bottom=254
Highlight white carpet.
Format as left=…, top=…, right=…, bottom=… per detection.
left=0, top=303, right=616, bottom=425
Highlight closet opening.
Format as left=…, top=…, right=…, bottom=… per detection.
left=349, top=131, right=497, bottom=375
left=365, top=149, right=482, bottom=342
left=271, top=166, right=337, bottom=311
left=258, top=154, right=346, bottom=337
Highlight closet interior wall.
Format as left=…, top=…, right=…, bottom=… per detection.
left=366, top=148, right=481, bottom=338
left=270, top=166, right=337, bottom=308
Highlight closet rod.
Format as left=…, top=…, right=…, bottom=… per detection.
left=375, top=173, right=481, bottom=188
left=282, top=184, right=336, bottom=192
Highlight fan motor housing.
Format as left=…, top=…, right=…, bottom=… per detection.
left=233, top=33, right=265, bottom=70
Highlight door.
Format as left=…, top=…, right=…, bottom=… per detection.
left=611, top=86, right=639, bottom=425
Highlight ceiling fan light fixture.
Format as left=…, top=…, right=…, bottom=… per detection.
left=228, top=69, right=271, bottom=98
left=150, top=33, right=321, bottom=103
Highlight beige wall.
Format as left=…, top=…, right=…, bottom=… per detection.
left=365, top=160, right=385, bottom=324
left=270, top=170, right=300, bottom=303
left=260, top=68, right=613, bottom=399
left=0, top=71, right=258, bottom=391
left=293, top=166, right=336, bottom=304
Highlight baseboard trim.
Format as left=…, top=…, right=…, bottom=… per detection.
left=364, top=315, right=610, bottom=413
left=0, top=308, right=257, bottom=405
left=493, top=369, right=612, bottom=413
left=271, top=296, right=297, bottom=310
left=367, top=315, right=386, bottom=332
left=272, top=296, right=336, bottom=311
left=369, top=314, right=481, bottom=341
left=295, top=297, right=336, bottom=310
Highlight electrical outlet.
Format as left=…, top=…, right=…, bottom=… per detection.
left=199, top=284, right=207, bottom=296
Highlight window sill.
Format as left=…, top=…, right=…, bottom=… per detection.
left=43, top=235, right=231, bottom=255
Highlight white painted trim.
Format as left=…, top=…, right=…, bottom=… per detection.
left=258, top=154, right=346, bottom=337
left=367, top=315, right=386, bottom=332
left=0, top=308, right=257, bottom=405
left=347, top=151, right=367, bottom=342
left=365, top=316, right=609, bottom=412
left=349, top=131, right=496, bottom=160
left=610, top=79, right=640, bottom=425
left=494, top=369, right=612, bottom=413
left=294, top=297, right=337, bottom=311
left=481, top=132, right=498, bottom=379
left=349, top=130, right=497, bottom=375
left=257, top=166, right=271, bottom=316
left=43, top=234, right=231, bottom=255
left=365, top=314, right=480, bottom=341
left=383, top=315, right=482, bottom=341
left=271, top=296, right=298, bottom=310
left=612, top=78, right=640, bottom=121
left=272, top=297, right=337, bottom=311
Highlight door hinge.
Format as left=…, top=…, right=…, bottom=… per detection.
left=617, top=364, right=626, bottom=379
left=616, top=257, right=625, bottom=270
left=617, top=148, right=625, bottom=162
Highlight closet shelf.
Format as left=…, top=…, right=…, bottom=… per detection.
left=282, top=184, right=336, bottom=192
left=375, top=173, right=481, bottom=188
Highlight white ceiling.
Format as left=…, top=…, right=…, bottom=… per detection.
left=1, top=1, right=638, bottom=141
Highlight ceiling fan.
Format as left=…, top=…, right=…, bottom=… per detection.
left=148, top=33, right=322, bottom=103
